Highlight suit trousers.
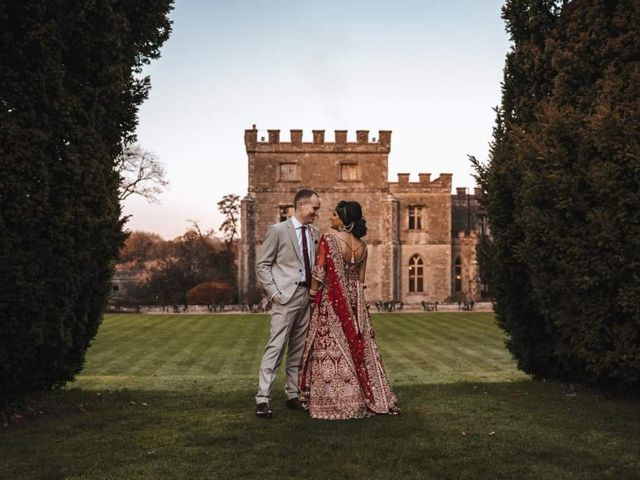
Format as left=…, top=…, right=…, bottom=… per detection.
left=256, top=285, right=310, bottom=404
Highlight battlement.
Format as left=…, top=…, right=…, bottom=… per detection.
left=244, top=125, right=392, bottom=153
left=456, top=187, right=484, bottom=197
left=389, top=172, right=452, bottom=192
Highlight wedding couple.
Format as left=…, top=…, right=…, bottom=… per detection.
left=255, top=189, right=400, bottom=420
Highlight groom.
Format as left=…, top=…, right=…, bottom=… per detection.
left=255, top=189, right=321, bottom=418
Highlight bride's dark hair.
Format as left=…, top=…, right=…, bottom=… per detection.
left=335, top=200, right=367, bottom=238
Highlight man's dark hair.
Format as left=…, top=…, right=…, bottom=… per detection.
left=294, top=189, right=318, bottom=205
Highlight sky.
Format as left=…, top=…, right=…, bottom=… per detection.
left=124, top=0, right=511, bottom=239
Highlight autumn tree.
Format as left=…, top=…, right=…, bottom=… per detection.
left=186, top=282, right=234, bottom=305
left=127, top=225, right=237, bottom=306
left=117, top=230, right=163, bottom=265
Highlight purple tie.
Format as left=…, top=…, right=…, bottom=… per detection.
left=301, top=226, right=312, bottom=286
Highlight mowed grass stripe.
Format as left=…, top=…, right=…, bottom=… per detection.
left=82, top=313, right=524, bottom=387
left=151, top=316, right=224, bottom=376
left=86, top=314, right=154, bottom=361
left=375, top=333, right=441, bottom=385
left=141, top=316, right=238, bottom=376
left=380, top=315, right=490, bottom=375
left=215, top=317, right=267, bottom=376
left=87, top=315, right=270, bottom=380
left=178, top=316, right=239, bottom=376
left=408, top=314, right=514, bottom=370
left=84, top=315, right=169, bottom=373
left=104, top=315, right=195, bottom=375
left=374, top=316, right=457, bottom=381
left=394, top=319, right=481, bottom=373
left=374, top=314, right=523, bottom=383
left=441, top=319, right=517, bottom=372
left=441, top=313, right=509, bottom=351
left=190, top=315, right=262, bottom=377
left=418, top=317, right=512, bottom=372
left=89, top=316, right=204, bottom=375
left=122, top=316, right=200, bottom=375
left=368, top=315, right=430, bottom=383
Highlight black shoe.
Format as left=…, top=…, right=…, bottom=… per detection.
left=285, top=397, right=305, bottom=411
left=256, top=402, right=272, bottom=419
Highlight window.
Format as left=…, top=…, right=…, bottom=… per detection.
left=408, top=254, right=424, bottom=293
left=278, top=205, right=294, bottom=222
left=478, top=214, right=490, bottom=236
left=408, top=206, right=424, bottom=230
left=279, top=163, right=299, bottom=181
left=480, top=278, right=489, bottom=299
left=454, top=257, right=462, bottom=292
left=340, top=163, right=359, bottom=181
left=112, top=285, right=120, bottom=292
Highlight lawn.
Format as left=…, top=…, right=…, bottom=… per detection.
left=1, top=313, right=639, bottom=479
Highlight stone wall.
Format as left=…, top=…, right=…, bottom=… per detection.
left=452, top=231, right=481, bottom=301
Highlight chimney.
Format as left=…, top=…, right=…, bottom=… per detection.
left=456, top=187, right=467, bottom=196
left=334, top=130, right=347, bottom=144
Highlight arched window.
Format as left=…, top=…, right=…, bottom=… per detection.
left=408, top=254, right=424, bottom=292
left=454, top=256, right=462, bottom=292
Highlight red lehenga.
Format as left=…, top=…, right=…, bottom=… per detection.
left=299, top=233, right=400, bottom=419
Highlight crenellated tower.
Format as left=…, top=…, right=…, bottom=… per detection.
left=239, top=125, right=482, bottom=305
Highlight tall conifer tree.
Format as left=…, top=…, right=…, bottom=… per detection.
left=0, top=0, right=173, bottom=393
left=477, top=0, right=640, bottom=388
left=475, top=0, right=565, bottom=378
left=518, top=0, right=640, bottom=387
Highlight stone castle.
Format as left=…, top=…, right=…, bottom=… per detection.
left=238, top=126, right=488, bottom=305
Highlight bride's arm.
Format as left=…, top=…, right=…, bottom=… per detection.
left=358, top=244, right=368, bottom=284
left=309, top=235, right=328, bottom=299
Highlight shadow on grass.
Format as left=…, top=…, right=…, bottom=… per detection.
left=1, top=379, right=639, bottom=480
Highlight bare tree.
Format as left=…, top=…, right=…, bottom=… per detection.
left=186, top=218, right=215, bottom=240
left=116, top=143, right=169, bottom=202
left=217, top=194, right=240, bottom=249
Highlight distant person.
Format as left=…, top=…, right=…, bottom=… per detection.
left=254, top=189, right=321, bottom=419
left=299, top=200, right=400, bottom=419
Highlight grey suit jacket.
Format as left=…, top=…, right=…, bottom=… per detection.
left=256, top=218, right=320, bottom=304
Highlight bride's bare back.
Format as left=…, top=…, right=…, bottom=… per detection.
left=333, top=232, right=367, bottom=282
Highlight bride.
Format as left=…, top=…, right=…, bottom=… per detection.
left=299, top=200, right=400, bottom=419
